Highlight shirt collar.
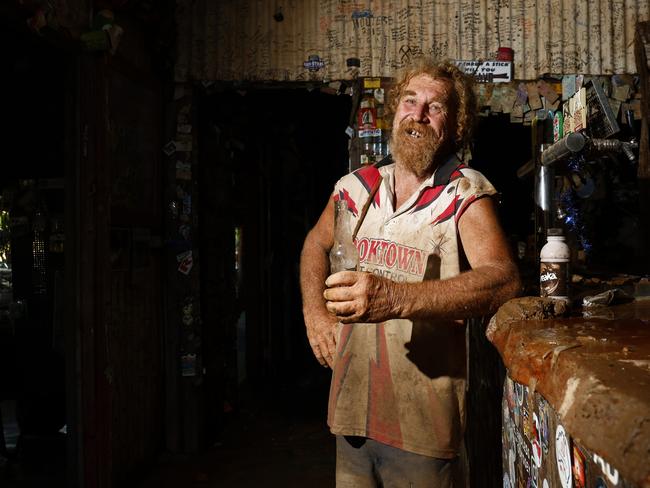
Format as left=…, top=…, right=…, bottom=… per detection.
left=376, top=153, right=462, bottom=188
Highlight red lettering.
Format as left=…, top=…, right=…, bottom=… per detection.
left=385, top=242, right=397, bottom=268
left=367, top=239, right=382, bottom=264
left=397, top=246, right=414, bottom=271
left=408, top=249, right=424, bottom=275
left=357, top=237, right=369, bottom=262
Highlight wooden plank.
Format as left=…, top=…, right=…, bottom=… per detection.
left=634, top=21, right=650, bottom=273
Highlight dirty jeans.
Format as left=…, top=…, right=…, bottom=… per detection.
left=336, top=436, right=461, bottom=488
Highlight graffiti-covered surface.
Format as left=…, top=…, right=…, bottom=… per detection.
left=175, top=0, right=650, bottom=82
left=488, top=298, right=650, bottom=488
left=502, top=376, right=635, bottom=488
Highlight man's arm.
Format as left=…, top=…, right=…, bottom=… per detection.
left=299, top=197, right=339, bottom=367
left=323, top=197, right=521, bottom=323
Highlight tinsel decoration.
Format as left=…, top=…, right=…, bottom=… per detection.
left=559, top=154, right=592, bottom=254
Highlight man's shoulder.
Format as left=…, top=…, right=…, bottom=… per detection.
left=455, top=165, right=489, bottom=181
left=338, top=162, right=393, bottom=188
left=450, top=165, right=497, bottom=197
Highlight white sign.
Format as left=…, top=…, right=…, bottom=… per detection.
left=555, top=425, right=573, bottom=488
left=455, top=60, right=513, bottom=83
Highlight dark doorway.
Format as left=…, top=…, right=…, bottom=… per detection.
left=198, top=86, right=351, bottom=445
left=0, top=18, right=71, bottom=488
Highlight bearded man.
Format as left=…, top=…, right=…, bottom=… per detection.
left=299, top=60, right=520, bottom=487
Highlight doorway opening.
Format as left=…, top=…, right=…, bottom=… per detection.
left=197, top=86, right=351, bottom=441
left=0, top=20, right=71, bottom=488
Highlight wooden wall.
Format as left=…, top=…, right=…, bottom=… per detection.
left=76, top=38, right=165, bottom=488
left=175, top=0, right=650, bottom=82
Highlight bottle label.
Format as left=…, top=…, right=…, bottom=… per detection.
left=540, top=261, right=569, bottom=298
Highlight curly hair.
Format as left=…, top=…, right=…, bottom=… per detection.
left=387, top=59, right=477, bottom=151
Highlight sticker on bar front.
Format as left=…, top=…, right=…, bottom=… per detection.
left=532, top=412, right=542, bottom=468
left=572, top=445, right=586, bottom=488
left=539, top=397, right=550, bottom=454
left=555, top=425, right=572, bottom=488
left=503, top=473, right=510, bottom=488
left=595, top=477, right=608, bottom=488
left=508, top=447, right=516, bottom=488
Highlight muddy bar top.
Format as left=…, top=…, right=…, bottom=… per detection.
left=487, top=297, right=650, bottom=488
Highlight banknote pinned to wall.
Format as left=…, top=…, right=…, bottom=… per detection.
left=537, top=80, right=560, bottom=105
left=476, top=84, right=495, bottom=108
left=526, top=82, right=543, bottom=111
left=562, top=75, right=577, bottom=101
left=501, top=84, right=518, bottom=114
left=489, top=84, right=507, bottom=112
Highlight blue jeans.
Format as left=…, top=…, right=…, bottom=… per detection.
left=336, top=436, right=462, bottom=487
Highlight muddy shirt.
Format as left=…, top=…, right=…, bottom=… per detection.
left=328, top=155, right=497, bottom=459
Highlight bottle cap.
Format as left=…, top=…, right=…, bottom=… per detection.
left=547, top=228, right=563, bottom=236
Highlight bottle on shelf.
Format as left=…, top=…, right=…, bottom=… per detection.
left=540, top=228, right=570, bottom=304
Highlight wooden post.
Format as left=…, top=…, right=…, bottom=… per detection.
left=634, top=22, right=650, bottom=273
left=466, top=317, right=506, bottom=488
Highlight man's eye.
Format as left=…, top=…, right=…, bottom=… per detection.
left=404, top=98, right=416, bottom=105
left=430, top=104, right=444, bottom=113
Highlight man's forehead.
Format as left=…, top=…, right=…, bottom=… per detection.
left=403, top=74, right=452, bottom=98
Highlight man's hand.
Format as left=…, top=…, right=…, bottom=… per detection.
left=323, top=271, right=402, bottom=324
left=305, top=311, right=338, bottom=368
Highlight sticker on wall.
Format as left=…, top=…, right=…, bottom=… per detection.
left=181, top=353, right=197, bottom=376
left=182, top=194, right=192, bottom=215
left=177, top=124, right=192, bottom=134
left=555, top=425, right=573, bottom=488
left=304, top=54, right=325, bottom=72
left=178, top=224, right=191, bottom=241
left=163, top=141, right=177, bottom=156
left=169, top=200, right=179, bottom=218
left=182, top=301, right=194, bottom=326
left=175, top=138, right=193, bottom=152
left=176, top=161, right=192, bottom=180
left=177, top=250, right=193, bottom=275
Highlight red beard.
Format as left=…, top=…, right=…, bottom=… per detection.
left=390, top=119, right=448, bottom=177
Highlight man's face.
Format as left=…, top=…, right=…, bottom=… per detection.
left=390, top=74, right=456, bottom=177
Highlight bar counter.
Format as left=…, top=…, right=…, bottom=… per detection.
left=487, top=297, right=650, bottom=488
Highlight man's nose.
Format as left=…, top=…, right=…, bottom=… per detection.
left=412, top=104, right=429, bottom=123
